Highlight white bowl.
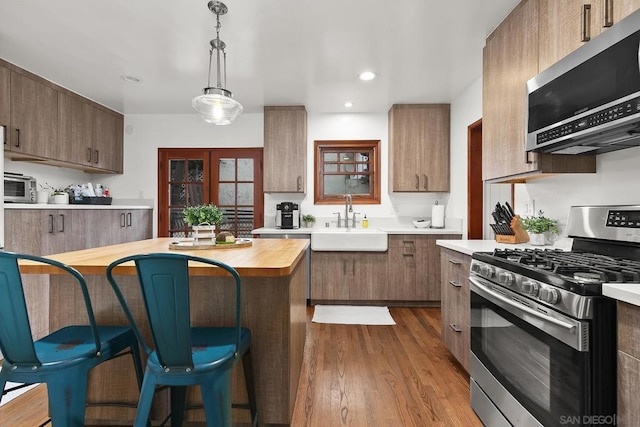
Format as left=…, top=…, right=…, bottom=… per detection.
left=412, top=220, right=431, bottom=228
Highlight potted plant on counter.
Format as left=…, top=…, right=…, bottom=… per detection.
left=183, top=204, right=224, bottom=245
left=302, top=214, right=316, bottom=228
left=52, top=188, right=69, bottom=205
left=521, top=210, right=559, bottom=246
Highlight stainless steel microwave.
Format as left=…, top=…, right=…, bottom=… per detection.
left=4, top=173, right=37, bottom=203
left=526, top=8, right=640, bottom=155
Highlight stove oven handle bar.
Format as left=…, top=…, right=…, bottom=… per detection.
left=469, top=276, right=589, bottom=352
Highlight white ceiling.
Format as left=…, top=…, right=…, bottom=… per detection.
left=0, top=0, right=519, bottom=115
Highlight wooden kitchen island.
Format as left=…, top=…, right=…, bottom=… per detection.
left=19, top=237, right=309, bottom=426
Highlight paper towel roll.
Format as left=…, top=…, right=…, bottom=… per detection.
left=431, top=204, right=445, bottom=229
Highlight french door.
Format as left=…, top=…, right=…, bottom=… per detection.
left=158, top=148, right=263, bottom=238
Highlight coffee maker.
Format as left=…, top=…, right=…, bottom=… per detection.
left=276, top=202, right=300, bottom=229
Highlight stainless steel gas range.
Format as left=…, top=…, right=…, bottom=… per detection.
left=469, top=205, right=640, bottom=427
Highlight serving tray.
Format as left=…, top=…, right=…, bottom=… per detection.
left=168, top=238, right=252, bottom=250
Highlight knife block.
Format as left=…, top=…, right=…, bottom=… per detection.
left=495, top=215, right=530, bottom=244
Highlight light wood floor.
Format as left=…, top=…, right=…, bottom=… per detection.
left=0, top=307, right=480, bottom=426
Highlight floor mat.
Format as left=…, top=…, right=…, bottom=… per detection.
left=311, top=305, right=396, bottom=325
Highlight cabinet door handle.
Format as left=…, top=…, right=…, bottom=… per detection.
left=59, top=214, right=65, bottom=232
left=48, top=214, right=54, bottom=233
left=296, top=175, right=302, bottom=191
left=603, top=0, right=614, bottom=27
left=524, top=150, right=533, bottom=164
left=126, top=212, right=132, bottom=227
left=403, top=253, right=414, bottom=257
left=449, top=324, right=462, bottom=333
left=121, top=212, right=126, bottom=227
left=1, top=125, right=6, bottom=145
left=87, top=147, right=92, bottom=163
left=415, top=174, right=419, bottom=190
left=581, top=4, right=592, bottom=42
left=423, top=174, right=428, bottom=191
left=94, top=149, right=99, bottom=164
left=448, top=259, right=461, bottom=265
left=449, top=280, right=462, bottom=288
left=15, top=128, right=20, bottom=147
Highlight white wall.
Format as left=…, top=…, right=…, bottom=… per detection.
left=513, top=146, right=640, bottom=233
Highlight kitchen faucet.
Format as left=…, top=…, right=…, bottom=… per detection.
left=345, top=193, right=353, bottom=230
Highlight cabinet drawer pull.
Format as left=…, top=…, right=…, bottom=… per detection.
left=449, top=280, right=461, bottom=288
left=59, top=214, right=65, bottom=232
left=403, top=253, right=414, bottom=257
left=15, top=128, right=20, bottom=148
left=449, top=324, right=462, bottom=333
left=48, top=214, right=54, bottom=233
left=94, top=149, right=99, bottom=164
left=121, top=212, right=126, bottom=227
left=415, top=174, right=419, bottom=190
left=581, top=4, right=592, bottom=42
left=423, top=174, right=428, bottom=191
left=87, top=147, right=92, bottom=163
left=603, top=0, right=614, bottom=27
left=126, top=212, right=132, bottom=227
left=448, top=259, right=461, bottom=265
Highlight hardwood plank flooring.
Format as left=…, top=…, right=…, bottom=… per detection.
left=291, top=307, right=481, bottom=427
left=0, top=307, right=480, bottom=426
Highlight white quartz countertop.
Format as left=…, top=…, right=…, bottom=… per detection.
left=5, top=203, right=153, bottom=210
left=603, top=283, right=640, bottom=307
left=252, top=226, right=462, bottom=235
left=436, top=239, right=573, bottom=256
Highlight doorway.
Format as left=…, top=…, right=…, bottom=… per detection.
left=467, top=119, right=483, bottom=239
left=157, top=148, right=264, bottom=238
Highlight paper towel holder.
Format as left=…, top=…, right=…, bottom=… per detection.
left=431, top=200, right=445, bottom=229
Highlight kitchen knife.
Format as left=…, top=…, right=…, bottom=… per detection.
left=497, top=202, right=513, bottom=223
left=505, top=201, right=516, bottom=218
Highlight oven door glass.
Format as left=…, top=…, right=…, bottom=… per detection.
left=471, top=288, right=588, bottom=426
left=4, top=180, right=26, bottom=198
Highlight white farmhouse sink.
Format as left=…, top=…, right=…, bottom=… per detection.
left=310, top=228, right=388, bottom=252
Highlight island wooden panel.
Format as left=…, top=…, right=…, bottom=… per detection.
left=25, top=237, right=309, bottom=426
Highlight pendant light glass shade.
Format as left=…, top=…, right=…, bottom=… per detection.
left=192, top=88, right=243, bottom=125
left=193, top=1, right=242, bottom=125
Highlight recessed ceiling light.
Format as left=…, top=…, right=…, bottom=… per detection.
left=344, top=101, right=353, bottom=108
left=358, top=71, right=376, bottom=81
left=120, top=75, right=143, bottom=84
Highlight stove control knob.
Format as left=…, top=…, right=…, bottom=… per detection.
left=498, top=271, right=514, bottom=286
left=521, top=280, right=539, bottom=296
left=479, top=264, right=495, bottom=278
left=539, top=287, right=560, bottom=304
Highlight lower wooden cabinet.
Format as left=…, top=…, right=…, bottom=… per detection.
left=4, top=207, right=153, bottom=339
left=311, top=251, right=387, bottom=301
left=617, top=301, right=640, bottom=426
left=387, top=234, right=460, bottom=301
left=440, top=247, right=471, bottom=372
left=310, top=233, right=461, bottom=304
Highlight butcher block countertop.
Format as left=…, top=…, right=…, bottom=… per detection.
left=20, top=237, right=309, bottom=278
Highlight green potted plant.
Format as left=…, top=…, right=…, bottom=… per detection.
left=52, top=188, right=69, bottom=205
left=520, top=210, right=559, bottom=246
left=302, top=214, right=316, bottom=228
left=183, top=204, right=224, bottom=244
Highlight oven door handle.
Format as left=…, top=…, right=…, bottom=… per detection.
left=470, top=277, right=577, bottom=333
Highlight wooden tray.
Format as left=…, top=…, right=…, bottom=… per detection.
left=169, top=238, right=253, bottom=250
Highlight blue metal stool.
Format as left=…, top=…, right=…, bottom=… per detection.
left=106, top=253, right=258, bottom=427
left=0, top=251, right=145, bottom=426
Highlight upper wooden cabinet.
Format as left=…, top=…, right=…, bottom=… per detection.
left=0, top=65, right=9, bottom=146
left=1, top=58, right=124, bottom=174
left=8, top=71, right=58, bottom=158
left=389, top=104, right=450, bottom=192
left=482, top=0, right=596, bottom=182
left=263, top=106, right=307, bottom=193
left=538, top=0, right=640, bottom=71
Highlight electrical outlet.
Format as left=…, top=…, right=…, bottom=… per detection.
left=524, top=200, right=535, bottom=216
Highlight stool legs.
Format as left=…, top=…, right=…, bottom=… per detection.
left=200, top=370, right=232, bottom=427
left=242, top=348, right=259, bottom=427
left=47, top=372, right=89, bottom=427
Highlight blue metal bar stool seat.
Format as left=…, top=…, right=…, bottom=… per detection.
left=106, top=253, right=258, bottom=427
left=0, top=252, right=145, bottom=426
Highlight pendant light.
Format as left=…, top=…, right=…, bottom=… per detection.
left=192, top=1, right=243, bottom=125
